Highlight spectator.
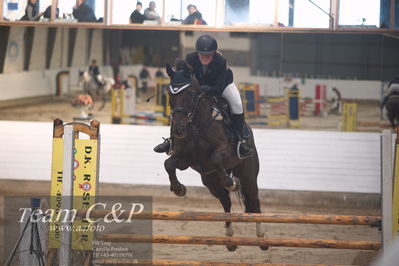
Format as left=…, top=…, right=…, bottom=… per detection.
left=139, top=67, right=151, bottom=94
left=144, top=1, right=160, bottom=22
left=182, top=4, right=206, bottom=25
left=20, top=0, right=43, bottom=21
left=73, top=0, right=97, bottom=23
left=329, top=87, right=342, bottom=115
left=43, top=0, right=60, bottom=19
left=130, top=2, right=144, bottom=24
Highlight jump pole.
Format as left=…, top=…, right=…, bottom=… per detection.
left=77, top=209, right=381, bottom=226
left=98, top=259, right=352, bottom=266
left=96, top=234, right=381, bottom=250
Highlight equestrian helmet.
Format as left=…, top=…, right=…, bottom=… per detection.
left=196, top=35, right=217, bottom=55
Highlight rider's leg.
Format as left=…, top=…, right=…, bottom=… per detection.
left=154, top=124, right=172, bottom=153
left=154, top=137, right=171, bottom=153
left=222, top=83, right=252, bottom=158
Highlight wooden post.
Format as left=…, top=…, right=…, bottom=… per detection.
left=50, top=0, right=56, bottom=22
left=0, top=0, right=3, bottom=21
left=59, top=125, right=74, bottom=266
left=97, top=234, right=382, bottom=250
left=342, top=102, right=357, bottom=132
left=161, top=0, right=165, bottom=25
left=393, top=127, right=399, bottom=240
left=274, top=0, right=279, bottom=27
left=390, top=0, right=395, bottom=30
left=381, top=130, right=394, bottom=250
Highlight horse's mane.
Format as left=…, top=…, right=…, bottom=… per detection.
left=174, top=58, right=185, bottom=71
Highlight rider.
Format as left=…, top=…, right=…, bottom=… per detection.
left=154, top=34, right=252, bottom=159
left=89, top=59, right=104, bottom=86
left=381, top=75, right=399, bottom=108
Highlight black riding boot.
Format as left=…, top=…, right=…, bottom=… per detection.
left=153, top=138, right=171, bottom=153
left=232, top=113, right=252, bottom=159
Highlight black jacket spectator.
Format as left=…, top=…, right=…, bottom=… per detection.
left=73, top=3, right=97, bottom=22
left=182, top=11, right=206, bottom=25
left=20, top=1, right=41, bottom=21
left=43, top=6, right=59, bottom=19
left=185, top=52, right=233, bottom=97
left=130, top=10, right=144, bottom=23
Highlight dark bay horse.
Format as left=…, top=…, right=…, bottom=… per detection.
left=162, top=60, right=266, bottom=251
left=384, top=96, right=399, bottom=129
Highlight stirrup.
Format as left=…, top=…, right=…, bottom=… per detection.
left=237, top=140, right=252, bottom=160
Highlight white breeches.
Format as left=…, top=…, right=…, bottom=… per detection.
left=222, top=83, right=244, bottom=114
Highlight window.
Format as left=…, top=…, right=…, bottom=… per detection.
left=293, top=0, right=330, bottom=28
left=112, top=0, right=163, bottom=25
left=58, top=0, right=104, bottom=22
left=3, top=0, right=52, bottom=21
left=339, top=0, right=380, bottom=28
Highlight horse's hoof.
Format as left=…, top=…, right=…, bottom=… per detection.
left=226, top=245, right=237, bottom=252
left=259, top=245, right=269, bottom=251
left=172, top=184, right=186, bottom=197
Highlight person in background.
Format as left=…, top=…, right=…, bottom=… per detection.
left=20, top=0, right=43, bottom=21
left=73, top=0, right=97, bottom=22
left=43, top=0, right=59, bottom=19
left=329, top=87, right=342, bottom=115
left=381, top=75, right=399, bottom=108
left=144, top=1, right=161, bottom=22
left=130, top=1, right=144, bottom=24
left=139, top=67, right=151, bottom=94
left=89, top=60, right=104, bottom=86
left=182, top=4, right=206, bottom=25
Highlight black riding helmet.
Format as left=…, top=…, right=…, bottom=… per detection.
left=196, top=35, right=217, bottom=55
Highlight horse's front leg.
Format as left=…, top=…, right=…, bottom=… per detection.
left=164, top=155, right=188, bottom=197
left=210, top=147, right=239, bottom=192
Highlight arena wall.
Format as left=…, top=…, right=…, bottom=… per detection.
left=0, top=121, right=380, bottom=194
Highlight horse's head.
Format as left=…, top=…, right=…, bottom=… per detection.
left=78, top=69, right=90, bottom=82
left=166, top=59, right=200, bottom=139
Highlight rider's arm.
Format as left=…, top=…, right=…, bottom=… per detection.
left=209, top=59, right=229, bottom=96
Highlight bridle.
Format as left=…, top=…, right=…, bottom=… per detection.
left=170, top=82, right=203, bottom=125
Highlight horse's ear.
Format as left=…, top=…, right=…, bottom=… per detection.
left=166, top=63, right=175, bottom=79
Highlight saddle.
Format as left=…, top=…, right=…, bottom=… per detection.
left=212, top=97, right=250, bottom=139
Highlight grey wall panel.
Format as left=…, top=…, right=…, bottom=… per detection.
left=252, top=33, right=399, bottom=80
left=0, top=121, right=381, bottom=194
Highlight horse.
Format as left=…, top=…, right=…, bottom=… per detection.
left=162, top=60, right=267, bottom=251
left=384, top=95, right=399, bottom=129
left=78, top=70, right=115, bottom=110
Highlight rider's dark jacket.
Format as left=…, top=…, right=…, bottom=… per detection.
left=185, top=52, right=233, bottom=97
left=89, top=65, right=100, bottom=76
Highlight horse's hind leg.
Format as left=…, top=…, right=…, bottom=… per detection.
left=210, top=147, right=239, bottom=192
left=201, top=174, right=237, bottom=252
left=99, top=95, right=106, bottom=111
left=238, top=180, right=269, bottom=251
